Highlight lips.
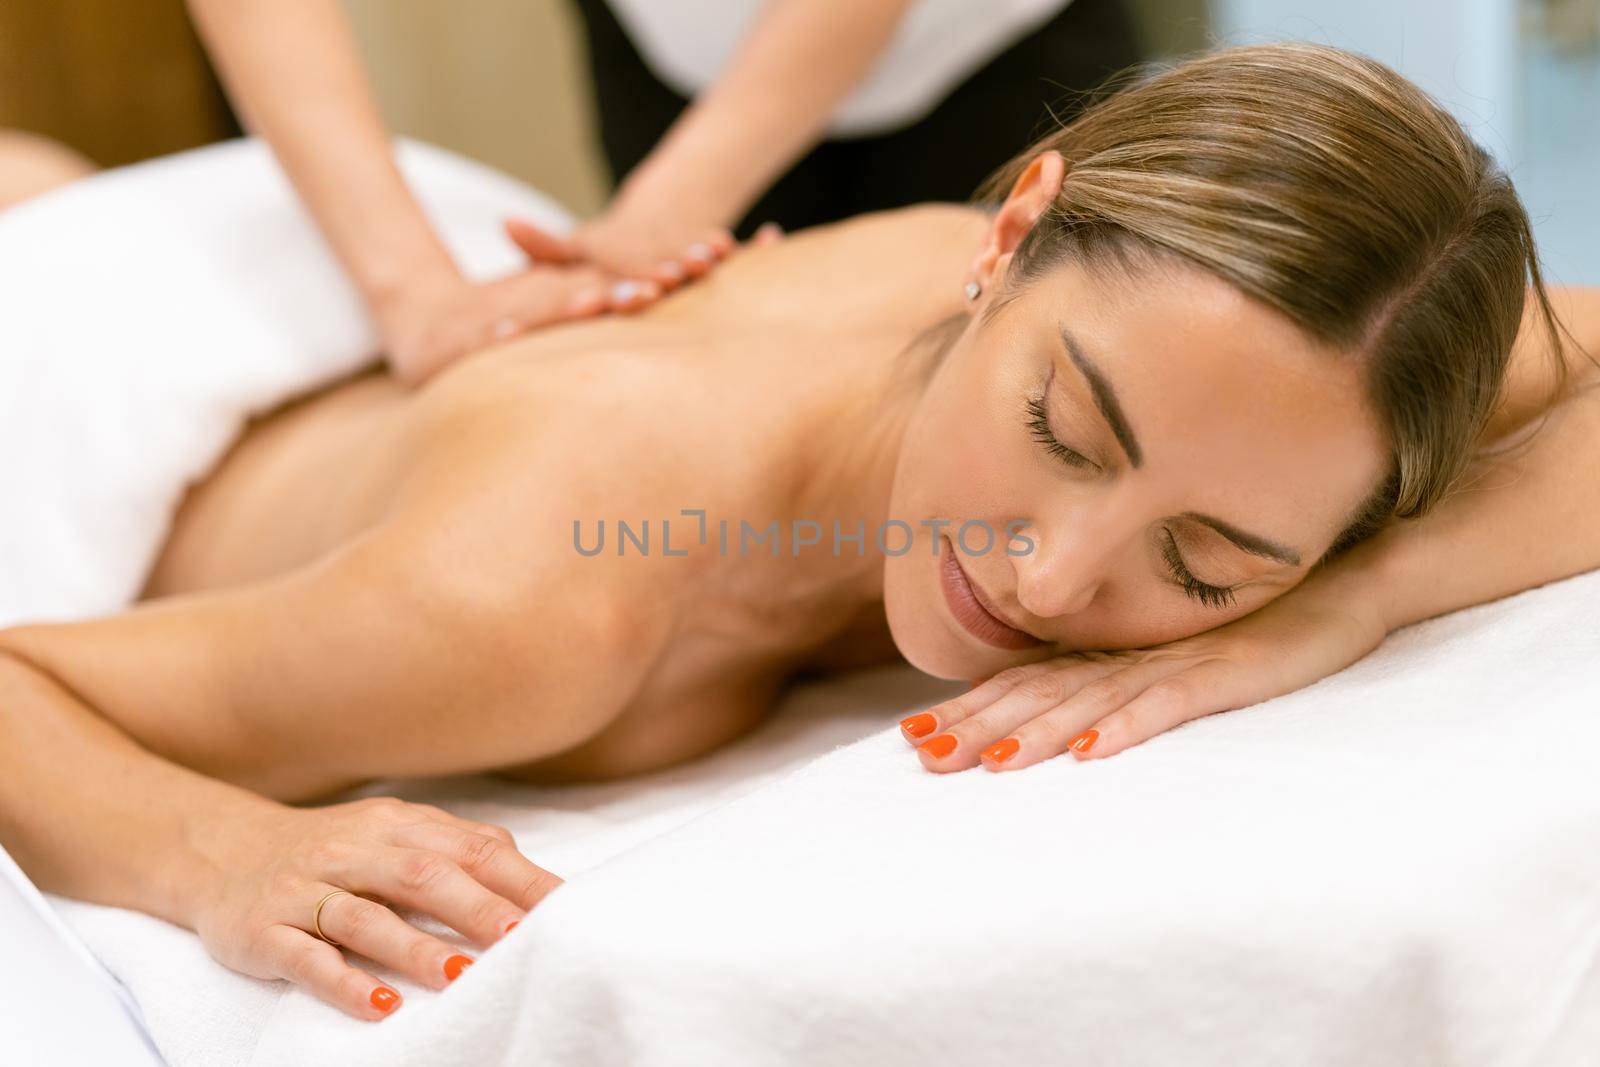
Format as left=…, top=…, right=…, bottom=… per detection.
left=938, top=536, right=1044, bottom=651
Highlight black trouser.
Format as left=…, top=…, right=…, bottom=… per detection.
left=571, top=0, right=1144, bottom=237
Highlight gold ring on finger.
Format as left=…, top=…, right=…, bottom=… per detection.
left=312, top=888, right=354, bottom=947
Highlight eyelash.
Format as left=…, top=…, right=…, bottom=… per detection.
left=1024, top=392, right=1235, bottom=610
left=1159, top=527, right=1237, bottom=609
left=1024, top=393, right=1096, bottom=470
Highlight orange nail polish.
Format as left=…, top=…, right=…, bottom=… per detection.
left=922, top=734, right=957, bottom=758
left=371, top=986, right=401, bottom=1013
left=900, top=712, right=937, bottom=739
left=982, top=738, right=1020, bottom=765
left=504, top=920, right=520, bottom=935
left=1068, top=729, right=1099, bottom=754
left=444, top=954, right=474, bottom=982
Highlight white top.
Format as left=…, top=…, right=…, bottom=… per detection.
left=602, top=0, right=1074, bottom=137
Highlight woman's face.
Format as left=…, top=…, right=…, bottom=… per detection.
left=882, top=251, right=1389, bottom=681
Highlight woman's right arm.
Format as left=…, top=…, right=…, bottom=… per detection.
left=184, top=0, right=643, bottom=382
left=0, top=644, right=561, bottom=1019
left=0, top=450, right=667, bottom=1017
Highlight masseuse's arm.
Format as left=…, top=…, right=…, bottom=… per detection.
left=185, top=0, right=654, bottom=384
left=518, top=0, right=917, bottom=285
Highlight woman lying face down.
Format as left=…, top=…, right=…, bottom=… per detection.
left=882, top=41, right=1571, bottom=770
left=1, top=43, right=1594, bottom=1021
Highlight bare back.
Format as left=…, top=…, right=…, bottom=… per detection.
left=50, top=203, right=988, bottom=793
left=144, top=204, right=985, bottom=598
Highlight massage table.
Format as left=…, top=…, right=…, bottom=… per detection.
left=2, top=139, right=1597, bottom=1066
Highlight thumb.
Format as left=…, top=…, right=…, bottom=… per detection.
left=491, top=271, right=608, bottom=331
left=505, top=218, right=580, bottom=264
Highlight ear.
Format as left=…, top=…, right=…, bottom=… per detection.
left=968, top=151, right=1066, bottom=299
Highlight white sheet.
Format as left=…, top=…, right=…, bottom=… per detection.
left=5, top=138, right=1599, bottom=1067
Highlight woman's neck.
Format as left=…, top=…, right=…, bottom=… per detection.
left=766, top=311, right=964, bottom=616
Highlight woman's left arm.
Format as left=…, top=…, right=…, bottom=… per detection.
left=1358, top=286, right=1600, bottom=631
left=909, top=287, right=1600, bottom=770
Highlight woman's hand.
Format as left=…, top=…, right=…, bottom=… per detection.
left=376, top=263, right=645, bottom=386
left=189, top=795, right=561, bottom=1020
left=901, top=567, right=1390, bottom=771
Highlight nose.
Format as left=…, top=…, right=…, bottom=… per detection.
left=1009, top=515, right=1125, bottom=621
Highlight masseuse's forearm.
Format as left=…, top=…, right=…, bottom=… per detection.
left=613, top=0, right=916, bottom=228
left=0, top=646, right=273, bottom=928
left=186, top=0, right=460, bottom=306
left=1347, top=289, right=1600, bottom=632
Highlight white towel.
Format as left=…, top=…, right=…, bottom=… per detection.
left=52, top=570, right=1600, bottom=1067
left=6, top=138, right=1599, bottom=1066
left=0, top=136, right=571, bottom=627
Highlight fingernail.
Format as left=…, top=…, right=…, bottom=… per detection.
left=610, top=280, right=640, bottom=303
left=686, top=242, right=714, bottom=263
left=443, top=954, right=474, bottom=982
left=899, top=712, right=936, bottom=739
left=922, top=734, right=957, bottom=759
left=371, top=986, right=401, bottom=1013
left=981, top=737, right=1020, bottom=766
left=1068, top=729, right=1099, bottom=754
left=503, top=920, right=520, bottom=935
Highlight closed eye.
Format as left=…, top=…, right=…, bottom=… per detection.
left=1025, top=393, right=1098, bottom=471
left=1159, top=527, right=1238, bottom=609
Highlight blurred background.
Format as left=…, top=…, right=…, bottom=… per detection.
left=1, top=0, right=1593, bottom=280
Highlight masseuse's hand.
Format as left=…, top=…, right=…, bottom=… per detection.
left=190, top=795, right=561, bottom=1020
left=506, top=213, right=783, bottom=293
left=902, top=569, right=1389, bottom=771
left=377, top=264, right=639, bottom=385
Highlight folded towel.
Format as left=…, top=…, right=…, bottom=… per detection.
left=0, top=136, right=570, bottom=627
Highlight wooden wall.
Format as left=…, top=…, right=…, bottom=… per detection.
left=0, top=0, right=237, bottom=166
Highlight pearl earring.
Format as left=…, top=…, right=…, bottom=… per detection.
left=964, top=280, right=982, bottom=302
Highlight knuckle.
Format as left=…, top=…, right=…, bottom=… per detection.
left=397, top=850, right=452, bottom=893
left=1076, top=677, right=1127, bottom=712
left=356, top=796, right=408, bottom=820
left=404, top=935, right=437, bottom=974
left=1146, top=676, right=1193, bottom=705
left=1015, top=674, right=1067, bottom=702
left=456, top=833, right=502, bottom=873
left=990, top=665, right=1039, bottom=689
left=340, top=899, right=382, bottom=941
left=468, top=894, right=504, bottom=932
left=479, top=824, right=516, bottom=847
left=304, top=838, right=352, bottom=869
left=334, top=969, right=371, bottom=1007
left=1141, top=676, right=1198, bottom=718
left=289, top=943, right=329, bottom=984
left=517, top=869, right=560, bottom=906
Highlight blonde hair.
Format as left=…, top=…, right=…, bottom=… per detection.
left=976, top=42, right=1569, bottom=557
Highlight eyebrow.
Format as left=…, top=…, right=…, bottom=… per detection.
left=1055, top=326, right=1302, bottom=569
left=1180, top=512, right=1303, bottom=567
left=1058, top=327, right=1143, bottom=469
